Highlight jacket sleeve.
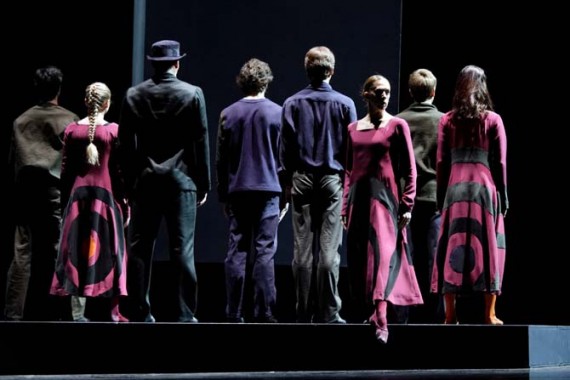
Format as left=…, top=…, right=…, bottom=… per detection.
left=436, top=116, right=450, bottom=212
left=396, top=120, right=416, bottom=214
left=189, top=87, right=211, bottom=196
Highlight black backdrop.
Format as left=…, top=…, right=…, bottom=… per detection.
left=2, top=0, right=567, bottom=325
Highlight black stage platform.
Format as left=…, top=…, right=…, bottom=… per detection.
left=0, top=322, right=568, bottom=377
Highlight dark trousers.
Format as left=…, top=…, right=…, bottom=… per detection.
left=291, top=171, right=343, bottom=323
left=225, top=193, right=279, bottom=320
left=5, top=167, right=66, bottom=321
left=127, top=171, right=198, bottom=322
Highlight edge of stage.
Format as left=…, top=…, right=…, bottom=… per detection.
left=0, top=322, right=568, bottom=376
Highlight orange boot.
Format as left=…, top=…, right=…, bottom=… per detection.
left=444, top=293, right=458, bottom=324
left=484, top=293, right=503, bottom=325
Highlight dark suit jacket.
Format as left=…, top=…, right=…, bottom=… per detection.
left=118, top=72, right=211, bottom=196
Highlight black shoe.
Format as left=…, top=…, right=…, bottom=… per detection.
left=226, top=317, right=244, bottom=323
left=254, top=315, right=278, bottom=323
left=329, top=316, right=347, bottom=324
left=144, top=314, right=156, bottom=323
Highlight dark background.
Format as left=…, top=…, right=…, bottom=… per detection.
left=2, top=1, right=566, bottom=325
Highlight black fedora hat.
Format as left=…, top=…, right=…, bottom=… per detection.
left=146, top=40, right=187, bottom=61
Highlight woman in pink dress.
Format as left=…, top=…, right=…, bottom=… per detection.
left=50, top=82, right=129, bottom=322
left=431, top=65, right=508, bottom=325
left=342, top=75, right=423, bottom=343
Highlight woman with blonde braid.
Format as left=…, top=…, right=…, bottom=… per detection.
left=50, top=82, right=129, bottom=322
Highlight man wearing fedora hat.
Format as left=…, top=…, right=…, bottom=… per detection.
left=118, top=39, right=210, bottom=323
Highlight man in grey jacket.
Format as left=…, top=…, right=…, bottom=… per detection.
left=395, top=68, right=444, bottom=324
left=5, top=66, right=79, bottom=321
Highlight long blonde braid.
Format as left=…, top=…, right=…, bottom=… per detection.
left=85, top=82, right=111, bottom=166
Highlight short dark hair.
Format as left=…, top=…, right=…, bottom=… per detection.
left=34, top=66, right=63, bottom=103
left=236, top=58, right=273, bottom=96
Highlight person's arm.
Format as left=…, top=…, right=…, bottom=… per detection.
left=60, top=128, right=73, bottom=211
left=110, top=125, right=130, bottom=227
left=215, top=111, right=229, bottom=203
left=279, top=101, right=297, bottom=189
left=191, top=88, right=211, bottom=206
left=397, top=120, right=417, bottom=229
left=341, top=124, right=354, bottom=229
left=276, top=118, right=290, bottom=222
left=436, top=116, right=450, bottom=212
left=215, top=110, right=229, bottom=212
left=117, top=94, right=137, bottom=201
left=491, top=113, right=508, bottom=217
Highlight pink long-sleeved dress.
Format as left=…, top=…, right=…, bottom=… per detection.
left=342, top=118, right=423, bottom=310
left=50, top=122, right=128, bottom=298
left=431, top=111, right=508, bottom=295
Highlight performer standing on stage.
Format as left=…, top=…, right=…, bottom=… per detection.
left=280, top=46, right=356, bottom=324
left=50, top=82, right=129, bottom=322
left=395, top=68, right=444, bottom=324
left=216, top=58, right=285, bottom=323
left=342, top=74, right=423, bottom=343
left=119, top=40, right=210, bottom=322
left=5, top=66, right=79, bottom=321
left=431, top=65, right=508, bottom=325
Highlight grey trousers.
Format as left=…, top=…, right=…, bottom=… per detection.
left=291, top=171, right=344, bottom=323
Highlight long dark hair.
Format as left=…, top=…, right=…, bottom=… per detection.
left=451, top=65, right=493, bottom=122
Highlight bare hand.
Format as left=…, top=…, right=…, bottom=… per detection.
left=341, top=215, right=348, bottom=230
left=197, top=192, right=208, bottom=207
left=398, top=211, right=411, bottom=229
left=279, top=202, right=289, bottom=223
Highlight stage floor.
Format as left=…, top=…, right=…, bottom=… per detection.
left=1, top=322, right=568, bottom=378
left=0, top=367, right=570, bottom=380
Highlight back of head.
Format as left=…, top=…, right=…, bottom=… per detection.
left=304, top=46, right=335, bottom=83
left=84, top=82, right=112, bottom=166
left=85, top=82, right=111, bottom=115
left=34, top=66, right=63, bottom=103
left=236, top=58, right=274, bottom=96
left=452, top=65, right=493, bottom=121
left=408, top=68, right=436, bottom=102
